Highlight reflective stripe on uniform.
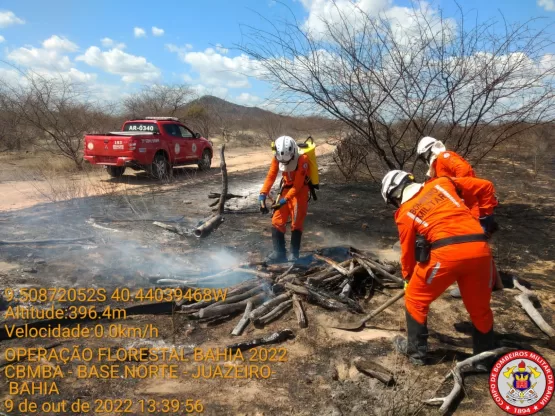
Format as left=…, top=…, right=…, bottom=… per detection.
left=407, top=212, right=429, bottom=227
left=427, top=262, right=441, bottom=284
left=435, top=184, right=460, bottom=207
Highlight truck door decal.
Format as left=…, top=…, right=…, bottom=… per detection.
left=175, top=143, right=180, bottom=154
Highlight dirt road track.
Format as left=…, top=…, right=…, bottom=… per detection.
left=0, top=144, right=335, bottom=212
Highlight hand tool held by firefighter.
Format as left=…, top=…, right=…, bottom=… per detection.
left=271, top=198, right=287, bottom=210
left=329, top=290, right=405, bottom=330
left=259, top=194, right=269, bottom=215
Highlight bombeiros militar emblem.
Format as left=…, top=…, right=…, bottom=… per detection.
left=490, top=350, right=554, bottom=414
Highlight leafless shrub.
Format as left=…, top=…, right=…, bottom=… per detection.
left=231, top=131, right=267, bottom=147
left=0, top=69, right=113, bottom=169
left=185, top=104, right=213, bottom=138
left=239, top=1, right=555, bottom=175
left=261, top=113, right=286, bottom=141
left=123, top=84, right=195, bottom=118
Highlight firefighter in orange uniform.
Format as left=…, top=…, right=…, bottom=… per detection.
left=259, top=136, right=310, bottom=263
left=381, top=170, right=498, bottom=365
left=417, top=136, right=502, bottom=293
left=417, top=136, right=476, bottom=179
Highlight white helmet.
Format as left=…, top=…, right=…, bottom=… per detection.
left=417, top=136, right=438, bottom=156
left=381, top=170, right=415, bottom=204
left=274, top=136, right=299, bottom=172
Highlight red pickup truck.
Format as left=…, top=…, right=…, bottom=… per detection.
left=83, top=117, right=213, bottom=178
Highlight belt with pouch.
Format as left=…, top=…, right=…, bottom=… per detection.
left=430, top=233, right=488, bottom=250
left=416, top=233, right=488, bottom=263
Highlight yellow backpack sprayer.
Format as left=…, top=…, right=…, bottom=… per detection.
left=271, top=136, right=320, bottom=201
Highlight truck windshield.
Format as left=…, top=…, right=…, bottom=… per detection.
left=123, top=122, right=159, bottom=133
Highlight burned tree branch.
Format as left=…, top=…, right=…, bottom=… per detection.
left=203, top=286, right=264, bottom=309
left=353, top=358, right=395, bottom=386
left=193, top=214, right=224, bottom=238
left=313, top=254, right=351, bottom=276
left=292, top=295, right=308, bottom=328
left=351, top=252, right=403, bottom=284
left=512, top=277, right=555, bottom=347
left=231, top=301, right=253, bottom=336
left=217, top=144, right=228, bottom=215
left=198, top=292, right=266, bottom=319
left=208, top=192, right=244, bottom=199
left=255, top=299, right=293, bottom=326
left=424, top=347, right=513, bottom=414
left=0, top=237, right=94, bottom=245
left=516, top=293, right=555, bottom=346
left=276, top=264, right=295, bottom=283
left=250, top=293, right=292, bottom=321
left=193, top=145, right=228, bottom=237
left=226, top=329, right=295, bottom=352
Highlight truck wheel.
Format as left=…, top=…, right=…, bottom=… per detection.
left=198, top=150, right=212, bottom=171
left=151, top=153, right=170, bottom=180
left=107, top=166, right=126, bottom=178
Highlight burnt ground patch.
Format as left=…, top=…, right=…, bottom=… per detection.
left=0, top=149, right=554, bottom=415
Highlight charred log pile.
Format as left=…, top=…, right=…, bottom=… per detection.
left=166, top=247, right=403, bottom=335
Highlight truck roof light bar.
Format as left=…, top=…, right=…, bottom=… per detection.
left=142, top=116, right=180, bottom=121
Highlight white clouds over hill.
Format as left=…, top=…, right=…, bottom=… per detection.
left=77, top=47, right=161, bottom=83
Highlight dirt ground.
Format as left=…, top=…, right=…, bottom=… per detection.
left=0, top=143, right=554, bottom=416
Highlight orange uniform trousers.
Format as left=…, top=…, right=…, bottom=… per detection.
left=405, top=241, right=495, bottom=334
left=271, top=186, right=309, bottom=233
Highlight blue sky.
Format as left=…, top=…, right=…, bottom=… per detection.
left=1, top=0, right=554, bottom=108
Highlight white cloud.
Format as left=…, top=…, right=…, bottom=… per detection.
left=0, top=10, right=25, bottom=28
left=215, top=43, right=228, bottom=54
left=101, top=37, right=114, bottom=47
left=101, top=37, right=126, bottom=49
left=152, top=26, right=164, bottom=36
left=7, top=38, right=75, bottom=71
left=300, top=0, right=455, bottom=47
left=7, top=35, right=80, bottom=72
left=191, top=84, right=228, bottom=98
left=0, top=66, right=99, bottom=90
left=0, top=67, right=25, bottom=85
left=76, top=46, right=161, bottom=83
left=301, top=0, right=390, bottom=35
left=0, top=35, right=4, bottom=43
left=3, top=35, right=101, bottom=85
left=165, top=43, right=193, bottom=59
left=538, top=0, right=555, bottom=11
left=31, top=67, right=98, bottom=83
left=169, top=47, right=262, bottom=89
left=234, top=92, right=262, bottom=106
left=134, top=27, right=146, bottom=38
left=42, top=35, right=78, bottom=52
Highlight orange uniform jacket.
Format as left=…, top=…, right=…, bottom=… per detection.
left=260, top=154, right=310, bottom=200
left=395, top=176, right=497, bottom=280
left=432, top=151, right=475, bottom=178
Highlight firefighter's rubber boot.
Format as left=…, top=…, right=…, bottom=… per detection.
left=288, top=230, right=302, bottom=262
left=472, top=325, right=496, bottom=372
left=266, top=228, right=287, bottom=263
left=393, top=310, right=428, bottom=366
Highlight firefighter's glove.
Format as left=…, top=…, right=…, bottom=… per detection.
left=479, top=215, right=498, bottom=238
left=271, top=198, right=287, bottom=210
left=259, top=194, right=269, bottom=215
